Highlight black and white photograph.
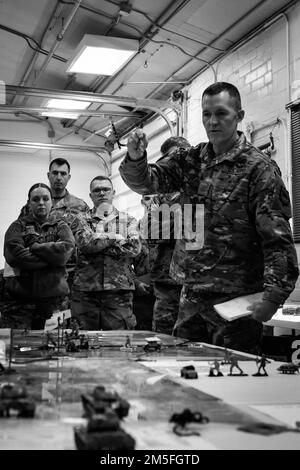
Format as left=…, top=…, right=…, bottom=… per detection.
left=0, top=0, right=300, bottom=454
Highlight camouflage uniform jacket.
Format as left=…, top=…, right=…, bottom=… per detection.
left=4, top=215, right=75, bottom=299
left=71, top=207, right=141, bottom=291
left=119, top=132, right=299, bottom=305
left=49, top=190, right=89, bottom=273
left=50, top=189, right=89, bottom=226
left=136, top=192, right=183, bottom=284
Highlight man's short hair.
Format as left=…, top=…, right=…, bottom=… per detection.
left=160, top=136, right=191, bottom=156
left=90, top=175, right=113, bottom=191
left=49, top=158, right=71, bottom=173
left=202, top=82, right=242, bottom=111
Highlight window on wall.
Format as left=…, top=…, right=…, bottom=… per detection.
left=291, top=103, right=300, bottom=242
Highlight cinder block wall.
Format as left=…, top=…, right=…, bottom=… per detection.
left=186, top=18, right=289, bottom=175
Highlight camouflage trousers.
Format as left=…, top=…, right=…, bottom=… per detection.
left=174, top=286, right=263, bottom=354
left=152, top=282, right=182, bottom=335
left=71, top=290, right=136, bottom=330
left=0, top=295, right=63, bottom=329
left=133, top=293, right=155, bottom=331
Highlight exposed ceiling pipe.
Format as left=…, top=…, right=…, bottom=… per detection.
left=81, top=0, right=191, bottom=95
left=83, top=103, right=176, bottom=144
left=6, top=85, right=174, bottom=110
left=5, top=84, right=178, bottom=149
left=0, top=140, right=106, bottom=152
left=106, top=0, right=227, bottom=52
left=12, top=0, right=64, bottom=103
left=15, top=111, right=55, bottom=138
left=0, top=137, right=111, bottom=174
left=72, top=0, right=189, bottom=132
left=188, top=0, right=299, bottom=86
left=83, top=115, right=134, bottom=143
left=21, top=0, right=83, bottom=105
left=94, top=152, right=110, bottom=176
left=281, top=13, right=291, bottom=104
left=0, top=118, right=41, bottom=123
left=0, top=106, right=142, bottom=119
left=141, top=0, right=275, bottom=100
left=127, top=0, right=298, bottom=127
left=279, top=13, right=292, bottom=203
left=127, top=81, right=188, bottom=84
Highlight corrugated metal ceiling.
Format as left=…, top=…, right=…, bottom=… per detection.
left=0, top=0, right=297, bottom=147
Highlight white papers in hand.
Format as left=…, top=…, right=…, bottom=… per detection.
left=214, top=292, right=264, bottom=321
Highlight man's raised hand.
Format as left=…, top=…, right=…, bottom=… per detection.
left=127, top=129, right=148, bottom=160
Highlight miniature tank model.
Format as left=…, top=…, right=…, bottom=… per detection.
left=143, top=337, right=162, bottom=352
left=86, top=409, right=120, bottom=432
left=277, top=363, right=300, bottom=374
left=180, top=365, right=198, bottom=379
left=74, top=426, right=135, bottom=450
left=81, top=385, right=130, bottom=419
left=75, top=390, right=135, bottom=450
left=0, top=382, right=35, bottom=418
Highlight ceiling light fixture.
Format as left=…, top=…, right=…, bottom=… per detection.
left=42, top=98, right=91, bottom=119
left=66, top=34, right=139, bottom=75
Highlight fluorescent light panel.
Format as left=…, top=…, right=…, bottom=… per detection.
left=67, top=34, right=139, bottom=75
left=42, top=98, right=91, bottom=119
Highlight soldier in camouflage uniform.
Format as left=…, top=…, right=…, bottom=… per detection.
left=134, top=137, right=191, bottom=335
left=47, top=158, right=89, bottom=289
left=119, top=82, right=299, bottom=353
left=2, top=183, right=75, bottom=329
left=71, top=176, right=141, bottom=330
left=133, top=194, right=167, bottom=331
left=18, top=158, right=89, bottom=294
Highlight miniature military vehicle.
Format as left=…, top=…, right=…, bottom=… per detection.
left=85, top=409, right=119, bottom=432
left=277, top=363, right=300, bottom=374
left=120, top=335, right=137, bottom=352
left=143, top=336, right=162, bottom=352
left=81, top=385, right=130, bottom=419
left=170, top=408, right=209, bottom=427
left=0, top=382, right=35, bottom=418
left=282, top=305, right=300, bottom=315
left=169, top=408, right=209, bottom=435
left=74, top=425, right=135, bottom=450
left=180, top=365, right=198, bottom=379
left=74, top=392, right=135, bottom=450
left=65, top=332, right=89, bottom=352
